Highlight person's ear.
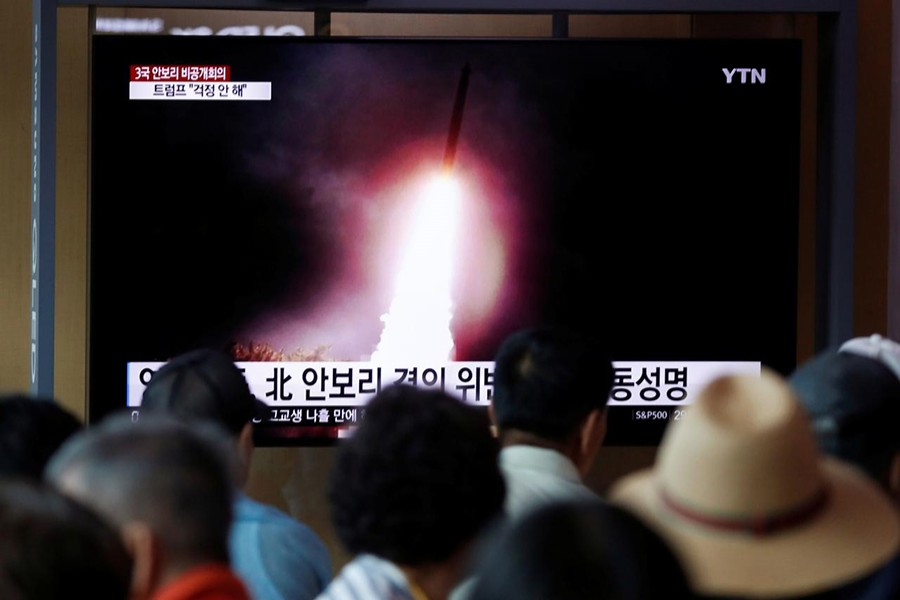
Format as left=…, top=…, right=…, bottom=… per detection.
left=576, top=408, right=607, bottom=477
left=888, top=451, right=900, bottom=504
left=238, top=422, right=254, bottom=460
left=235, top=422, right=255, bottom=484
left=487, top=404, right=498, bottom=437
left=121, top=521, right=162, bottom=600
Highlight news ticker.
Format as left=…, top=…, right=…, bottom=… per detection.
left=127, top=360, right=761, bottom=411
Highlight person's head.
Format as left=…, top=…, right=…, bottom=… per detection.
left=468, top=500, right=695, bottom=600
left=44, top=412, right=236, bottom=599
left=329, top=384, right=505, bottom=597
left=140, top=347, right=263, bottom=483
left=491, top=327, right=613, bottom=472
left=0, top=393, right=82, bottom=480
left=788, top=333, right=900, bottom=499
left=0, top=477, right=132, bottom=600
left=610, top=369, right=900, bottom=598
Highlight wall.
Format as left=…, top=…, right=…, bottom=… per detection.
left=0, top=5, right=892, bottom=575
left=893, top=0, right=900, bottom=340
left=56, top=8, right=90, bottom=420
left=855, top=0, right=892, bottom=337
left=0, top=0, right=32, bottom=394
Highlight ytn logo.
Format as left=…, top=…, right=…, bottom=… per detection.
left=722, top=68, right=766, bottom=84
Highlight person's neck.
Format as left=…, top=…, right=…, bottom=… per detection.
left=400, top=554, right=466, bottom=600
left=500, top=429, right=577, bottom=458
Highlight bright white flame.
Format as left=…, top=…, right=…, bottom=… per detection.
left=371, top=174, right=461, bottom=363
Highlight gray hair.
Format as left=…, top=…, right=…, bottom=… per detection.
left=45, top=411, right=236, bottom=568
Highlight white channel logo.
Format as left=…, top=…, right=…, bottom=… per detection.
left=722, top=68, right=766, bottom=84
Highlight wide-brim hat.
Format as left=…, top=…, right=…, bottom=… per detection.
left=609, top=369, right=900, bottom=598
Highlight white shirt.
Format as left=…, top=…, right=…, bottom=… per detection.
left=498, top=445, right=600, bottom=520
left=315, top=554, right=417, bottom=600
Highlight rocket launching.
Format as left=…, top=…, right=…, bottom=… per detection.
left=442, top=63, right=471, bottom=173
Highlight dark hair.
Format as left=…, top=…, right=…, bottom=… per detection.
left=140, top=347, right=262, bottom=436
left=0, top=478, right=132, bottom=600
left=45, top=412, right=235, bottom=566
left=492, top=327, right=614, bottom=441
left=468, top=500, right=696, bottom=600
left=328, top=384, right=505, bottom=565
left=789, top=349, right=900, bottom=489
left=0, top=394, right=83, bottom=480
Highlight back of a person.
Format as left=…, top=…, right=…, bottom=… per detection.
left=467, top=499, right=696, bottom=600
left=0, top=393, right=82, bottom=480
left=490, top=327, right=614, bottom=520
left=231, top=493, right=332, bottom=600
left=788, top=334, right=900, bottom=504
left=498, top=448, right=601, bottom=518
left=140, top=347, right=333, bottom=599
left=610, top=370, right=900, bottom=600
left=0, top=477, right=132, bottom=600
left=319, top=384, right=506, bottom=600
left=45, top=412, right=252, bottom=600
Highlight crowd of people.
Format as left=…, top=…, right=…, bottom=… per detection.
left=0, top=327, right=898, bottom=599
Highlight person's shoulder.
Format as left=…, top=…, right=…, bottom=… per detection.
left=235, top=495, right=328, bottom=547
left=231, top=495, right=333, bottom=599
left=235, top=494, right=330, bottom=558
left=317, top=554, right=413, bottom=600
left=234, top=494, right=295, bottom=523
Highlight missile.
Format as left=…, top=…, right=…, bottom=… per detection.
left=442, top=63, right=471, bottom=173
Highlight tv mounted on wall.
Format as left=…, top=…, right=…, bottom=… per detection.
left=89, top=34, right=800, bottom=446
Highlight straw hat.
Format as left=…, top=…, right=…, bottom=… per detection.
left=609, top=369, right=900, bottom=598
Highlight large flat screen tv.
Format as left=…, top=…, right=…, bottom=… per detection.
left=89, top=34, right=800, bottom=445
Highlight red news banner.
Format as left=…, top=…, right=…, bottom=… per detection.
left=129, top=64, right=271, bottom=100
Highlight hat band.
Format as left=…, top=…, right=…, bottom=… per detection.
left=659, top=485, right=830, bottom=536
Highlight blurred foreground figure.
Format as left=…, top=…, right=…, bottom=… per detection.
left=611, top=370, right=900, bottom=600
left=45, top=413, right=252, bottom=600
left=789, top=333, right=900, bottom=503
left=318, top=384, right=506, bottom=600
left=0, top=478, right=132, bottom=600
left=0, top=393, right=82, bottom=479
left=140, top=347, right=333, bottom=600
left=467, top=499, right=696, bottom=600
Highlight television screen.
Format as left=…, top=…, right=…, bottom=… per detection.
left=89, top=35, right=800, bottom=445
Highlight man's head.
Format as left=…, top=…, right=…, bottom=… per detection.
left=0, top=394, right=82, bottom=480
left=329, top=384, right=505, bottom=572
left=468, top=500, right=693, bottom=600
left=491, top=327, right=613, bottom=469
left=788, top=334, right=900, bottom=499
left=44, top=413, right=236, bottom=598
left=140, top=347, right=263, bottom=484
left=140, top=347, right=261, bottom=437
